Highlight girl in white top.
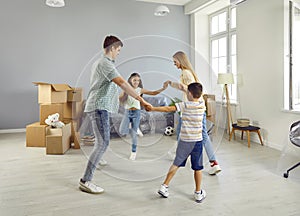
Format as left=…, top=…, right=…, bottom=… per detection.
left=119, top=72, right=169, bottom=160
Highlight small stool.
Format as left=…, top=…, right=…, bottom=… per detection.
left=229, top=123, right=263, bottom=148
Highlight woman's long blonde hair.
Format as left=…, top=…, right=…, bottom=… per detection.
left=173, top=51, right=199, bottom=82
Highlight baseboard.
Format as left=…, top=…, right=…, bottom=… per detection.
left=0, top=128, right=26, bottom=134
left=230, top=129, right=282, bottom=151
left=263, top=140, right=282, bottom=151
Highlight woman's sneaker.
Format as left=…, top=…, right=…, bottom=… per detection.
left=79, top=180, right=104, bottom=194
left=194, top=189, right=206, bottom=203
left=208, top=161, right=222, bottom=175
left=158, top=184, right=169, bottom=198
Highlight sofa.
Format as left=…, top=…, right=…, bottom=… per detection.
left=79, top=96, right=174, bottom=138
left=110, top=96, right=174, bottom=137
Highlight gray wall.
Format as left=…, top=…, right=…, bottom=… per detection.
left=0, top=0, right=190, bottom=129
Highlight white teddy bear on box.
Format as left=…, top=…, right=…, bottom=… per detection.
left=45, top=113, right=65, bottom=128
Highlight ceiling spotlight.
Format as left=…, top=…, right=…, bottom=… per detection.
left=46, top=0, right=65, bottom=8
left=154, top=5, right=170, bottom=17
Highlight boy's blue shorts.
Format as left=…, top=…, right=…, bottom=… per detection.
left=173, top=140, right=203, bottom=171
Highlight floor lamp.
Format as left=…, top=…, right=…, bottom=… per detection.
left=217, top=73, right=234, bottom=135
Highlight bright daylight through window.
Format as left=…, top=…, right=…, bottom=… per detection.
left=289, top=0, right=300, bottom=111
left=210, top=7, right=237, bottom=102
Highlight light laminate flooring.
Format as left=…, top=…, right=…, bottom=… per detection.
left=0, top=132, right=300, bottom=216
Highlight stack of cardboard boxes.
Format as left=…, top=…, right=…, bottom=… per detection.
left=203, top=94, right=216, bottom=123
left=26, top=82, right=83, bottom=154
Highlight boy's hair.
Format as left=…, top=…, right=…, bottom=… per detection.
left=187, top=82, right=203, bottom=99
left=103, top=35, right=123, bottom=52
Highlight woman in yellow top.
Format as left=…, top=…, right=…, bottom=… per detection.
left=168, top=51, right=221, bottom=175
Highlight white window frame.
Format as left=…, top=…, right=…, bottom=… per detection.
left=286, top=0, right=300, bottom=112
left=209, top=7, right=237, bottom=103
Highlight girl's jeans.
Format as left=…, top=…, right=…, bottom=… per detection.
left=119, top=109, right=141, bottom=152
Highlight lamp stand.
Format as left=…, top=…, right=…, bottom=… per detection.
left=224, top=84, right=233, bottom=135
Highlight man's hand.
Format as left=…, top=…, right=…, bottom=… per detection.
left=141, top=99, right=152, bottom=111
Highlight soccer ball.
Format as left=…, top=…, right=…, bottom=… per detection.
left=164, top=126, right=174, bottom=136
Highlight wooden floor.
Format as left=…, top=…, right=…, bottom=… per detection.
left=0, top=132, right=300, bottom=216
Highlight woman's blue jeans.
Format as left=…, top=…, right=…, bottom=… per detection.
left=119, top=109, right=141, bottom=152
left=176, top=112, right=216, bottom=162
left=82, top=110, right=110, bottom=182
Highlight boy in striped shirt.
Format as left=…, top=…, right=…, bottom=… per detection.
left=148, top=82, right=206, bottom=203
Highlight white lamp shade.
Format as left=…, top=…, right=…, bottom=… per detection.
left=46, top=0, right=65, bottom=7
left=217, top=73, right=234, bottom=84
left=154, top=5, right=170, bottom=16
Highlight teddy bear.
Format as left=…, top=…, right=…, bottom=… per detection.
left=45, top=113, right=65, bottom=128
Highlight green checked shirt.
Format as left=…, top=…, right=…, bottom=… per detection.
left=84, top=55, right=121, bottom=113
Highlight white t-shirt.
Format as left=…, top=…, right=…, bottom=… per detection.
left=124, top=87, right=142, bottom=110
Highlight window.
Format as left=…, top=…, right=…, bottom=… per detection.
left=210, top=7, right=237, bottom=102
left=288, top=0, right=300, bottom=111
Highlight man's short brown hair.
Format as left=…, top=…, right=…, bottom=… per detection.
left=103, top=35, right=123, bottom=51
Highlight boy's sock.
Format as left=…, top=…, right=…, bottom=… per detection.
left=210, top=161, right=218, bottom=166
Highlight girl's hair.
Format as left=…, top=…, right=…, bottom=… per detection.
left=119, top=73, right=143, bottom=103
left=173, top=51, right=199, bottom=82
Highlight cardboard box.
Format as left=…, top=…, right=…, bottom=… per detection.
left=26, top=122, right=48, bottom=147
left=33, top=82, right=72, bottom=104
left=73, top=131, right=81, bottom=149
left=67, top=88, right=83, bottom=102
left=40, top=103, right=63, bottom=125
left=203, top=94, right=216, bottom=117
left=63, top=102, right=72, bottom=119
left=63, top=101, right=83, bottom=119
left=46, top=123, right=71, bottom=154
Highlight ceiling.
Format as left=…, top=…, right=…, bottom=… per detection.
left=136, top=0, right=192, bottom=6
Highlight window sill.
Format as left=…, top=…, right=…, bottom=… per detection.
left=281, top=109, right=300, bottom=114
left=216, top=100, right=239, bottom=107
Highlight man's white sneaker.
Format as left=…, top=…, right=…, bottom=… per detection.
left=99, top=159, right=107, bottom=166
left=194, top=189, right=206, bottom=203
left=79, top=180, right=104, bottom=194
left=208, top=162, right=222, bottom=175
left=158, top=184, right=169, bottom=198
left=137, top=128, right=144, bottom=137
left=129, top=152, right=137, bottom=160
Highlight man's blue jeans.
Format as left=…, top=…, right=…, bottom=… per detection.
left=82, top=110, right=110, bottom=182
left=176, top=112, right=216, bottom=162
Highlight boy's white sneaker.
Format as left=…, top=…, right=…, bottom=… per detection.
left=79, top=180, right=104, bottom=194
left=129, top=152, right=137, bottom=160
left=194, top=189, right=206, bottom=203
left=158, top=184, right=169, bottom=198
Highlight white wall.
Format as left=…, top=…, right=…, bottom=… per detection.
left=237, top=0, right=299, bottom=150
left=0, top=0, right=190, bottom=129
left=192, top=0, right=299, bottom=150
